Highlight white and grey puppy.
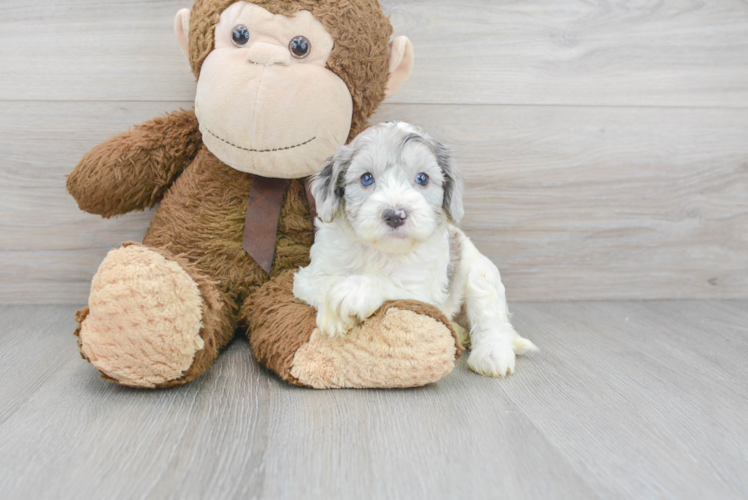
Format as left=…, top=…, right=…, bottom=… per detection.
left=293, top=122, right=536, bottom=377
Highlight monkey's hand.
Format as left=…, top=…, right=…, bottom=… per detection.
left=67, top=109, right=202, bottom=218
left=316, top=276, right=385, bottom=339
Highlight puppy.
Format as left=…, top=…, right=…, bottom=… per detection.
left=293, top=122, right=537, bottom=377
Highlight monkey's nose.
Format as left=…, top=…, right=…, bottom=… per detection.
left=246, top=42, right=291, bottom=66
left=382, top=209, right=408, bottom=228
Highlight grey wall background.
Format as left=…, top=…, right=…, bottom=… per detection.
left=1, top=0, right=747, bottom=303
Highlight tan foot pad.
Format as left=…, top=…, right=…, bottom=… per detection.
left=290, top=304, right=460, bottom=389
left=78, top=244, right=204, bottom=388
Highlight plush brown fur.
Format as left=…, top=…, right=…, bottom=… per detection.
left=73, top=242, right=236, bottom=387
left=188, top=0, right=392, bottom=140
left=376, top=300, right=464, bottom=359
left=290, top=303, right=462, bottom=389
left=242, top=270, right=317, bottom=385
left=67, top=109, right=202, bottom=218
left=145, top=244, right=238, bottom=387
left=68, top=0, right=458, bottom=389
left=243, top=272, right=463, bottom=387
left=142, top=148, right=313, bottom=301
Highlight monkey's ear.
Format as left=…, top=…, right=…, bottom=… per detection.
left=174, top=9, right=191, bottom=59
left=311, top=147, right=353, bottom=223
left=385, top=36, right=414, bottom=99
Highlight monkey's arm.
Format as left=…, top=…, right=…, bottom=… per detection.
left=67, top=109, right=201, bottom=218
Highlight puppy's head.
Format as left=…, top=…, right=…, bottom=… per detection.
left=312, top=121, right=464, bottom=253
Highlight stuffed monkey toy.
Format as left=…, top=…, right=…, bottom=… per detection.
left=67, top=0, right=462, bottom=389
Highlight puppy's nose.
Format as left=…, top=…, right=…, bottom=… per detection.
left=382, top=209, right=408, bottom=228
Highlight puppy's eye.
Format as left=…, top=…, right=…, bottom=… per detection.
left=416, top=173, right=429, bottom=186
left=360, top=173, right=375, bottom=187
left=289, top=36, right=311, bottom=59
left=232, top=25, right=250, bottom=47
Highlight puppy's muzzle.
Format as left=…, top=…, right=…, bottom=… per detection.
left=382, top=209, right=408, bottom=228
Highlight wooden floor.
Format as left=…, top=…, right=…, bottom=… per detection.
left=1, top=301, right=746, bottom=499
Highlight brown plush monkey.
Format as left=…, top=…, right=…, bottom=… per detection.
left=67, top=0, right=462, bottom=389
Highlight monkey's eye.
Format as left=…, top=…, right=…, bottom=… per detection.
left=232, top=25, right=250, bottom=47
left=289, top=36, right=311, bottom=59
left=416, top=173, right=429, bottom=186
left=360, top=173, right=375, bottom=187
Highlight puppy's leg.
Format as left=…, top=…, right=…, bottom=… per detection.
left=294, top=272, right=388, bottom=339
left=456, top=233, right=537, bottom=377
left=321, top=275, right=389, bottom=338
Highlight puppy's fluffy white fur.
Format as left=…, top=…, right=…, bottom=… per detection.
left=294, top=122, right=537, bottom=377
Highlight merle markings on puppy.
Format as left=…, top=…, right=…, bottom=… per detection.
left=293, top=122, right=537, bottom=377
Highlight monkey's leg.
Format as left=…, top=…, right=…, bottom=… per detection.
left=74, top=242, right=237, bottom=388
left=242, top=270, right=463, bottom=389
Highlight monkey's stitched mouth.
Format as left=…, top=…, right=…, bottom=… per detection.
left=205, top=127, right=316, bottom=153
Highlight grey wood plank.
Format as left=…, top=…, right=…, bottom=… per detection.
left=2, top=101, right=747, bottom=303
left=0, top=0, right=196, bottom=102
left=258, top=373, right=598, bottom=500
left=1, top=0, right=747, bottom=107
left=0, top=305, right=78, bottom=424
left=0, top=305, right=596, bottom=500
left=372, top=104, right=748, bottom=301
left=581, top=300, right=748, bottom=390
left=1, top=302, right=747, bottom=499
left=505, top=300, right=748, bottom=499
left=387, top=0, right=748, bottom=107
left=0, top=308, right=271, bottom=500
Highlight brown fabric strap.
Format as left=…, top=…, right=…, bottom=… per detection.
left=243, top=176, right=288, bottom=274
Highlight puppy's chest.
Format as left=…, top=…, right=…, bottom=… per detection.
left=379, top=244, right=451, bottom=307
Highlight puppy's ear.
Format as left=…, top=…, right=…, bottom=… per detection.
left=431, top=140, right=465, bottom=223
left=312, top=146, right=353, bottom=222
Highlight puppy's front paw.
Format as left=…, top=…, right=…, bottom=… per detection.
left=468, top=341, right=516, bottom=377
left=316, top=307, right=357, bottom=339
left=315, top=277, right=386, bottom=339
left=332, top=278, right=383, bottom=321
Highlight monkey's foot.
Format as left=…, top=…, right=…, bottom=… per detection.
left=245, top=271, right=462, bottom=389
left=75, top=244, right=209, bottom=388
left=291, top=300, right=463, bottom=389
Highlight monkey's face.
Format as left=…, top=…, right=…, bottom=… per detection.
left=193, top=2, right=353, bottom=178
